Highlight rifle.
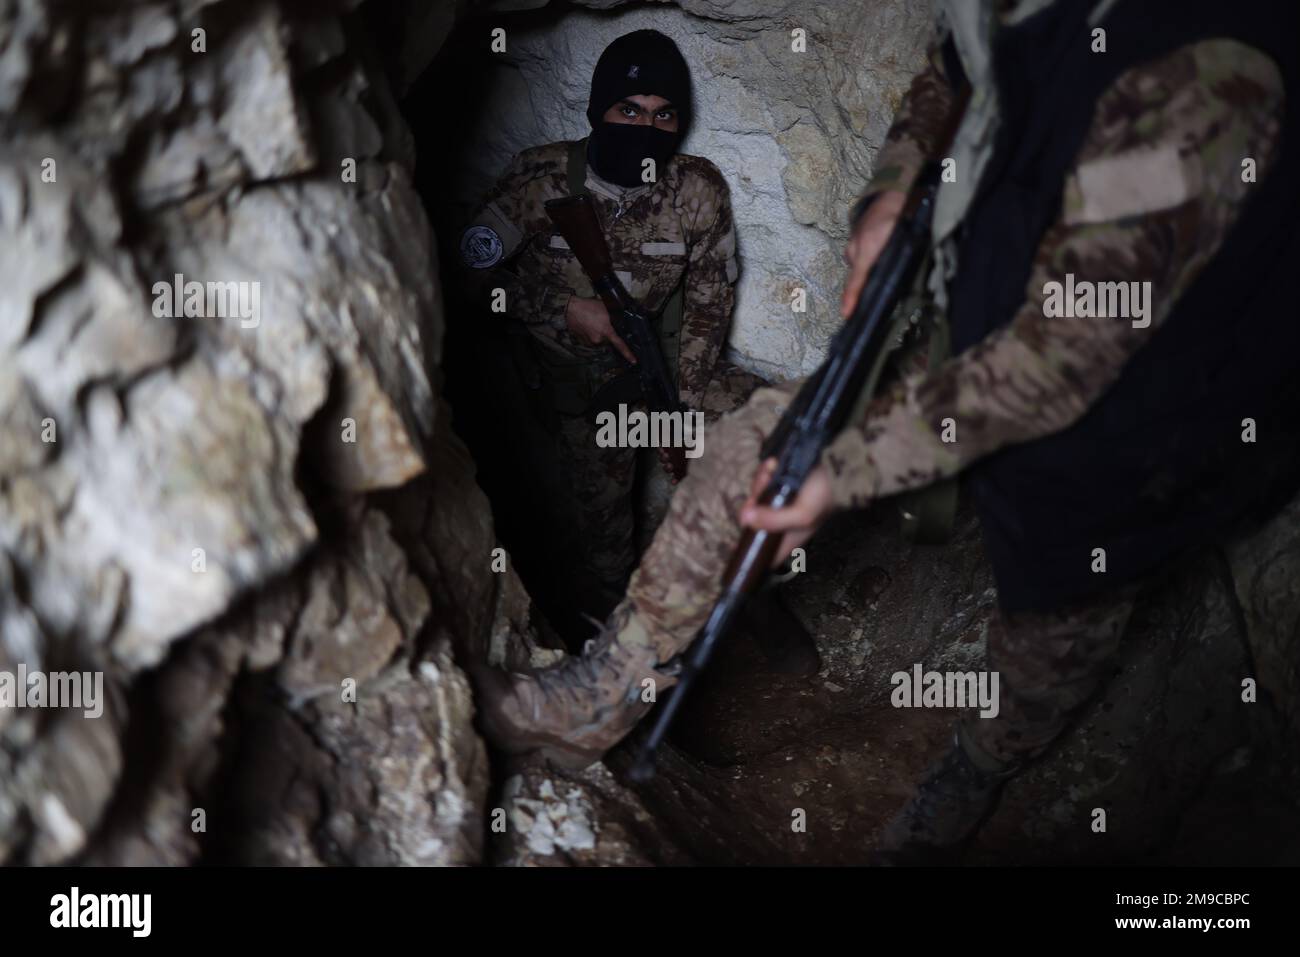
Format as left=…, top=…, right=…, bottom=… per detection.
left=544, top=195, right=688, bottom=481
left=626, top=87, right=971, bottom=782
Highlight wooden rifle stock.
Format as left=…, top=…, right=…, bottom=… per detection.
left=544, top=195, right=618, bottom=310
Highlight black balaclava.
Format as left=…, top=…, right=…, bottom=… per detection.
left=585, top=29, right=691, bottom=188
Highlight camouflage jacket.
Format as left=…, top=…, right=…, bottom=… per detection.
left=822, top=35, right=1285, bottom=508
left=458, top=141, right=739, bottom=412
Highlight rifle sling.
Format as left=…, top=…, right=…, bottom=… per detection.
left=899, top=308, right=959, bottom=544
left=844, top=249, right=958, bottom=544
left=567, top=138, right=589, bottom=197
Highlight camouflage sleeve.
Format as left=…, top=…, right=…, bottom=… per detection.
left=677, top=162, right=740, bottom=411
left=822, top=39, right=1285, bottom=509
left=853, top=38, right=953, bottom=215
left=458, top=151, right=572, bottom=332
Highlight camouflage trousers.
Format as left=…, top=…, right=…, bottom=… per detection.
left=558, top=360, right=766, bottom=588
left=959, top=586, right=1139, bottom=770
left=615, top=380, right=797, bottom=653
left=614, top=376, right=1138, bottom=769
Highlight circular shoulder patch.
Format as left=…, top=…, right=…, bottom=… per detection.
left=460, top=225, right=504, bottom=269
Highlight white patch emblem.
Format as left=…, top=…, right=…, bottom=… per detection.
left=461, top=225, right=504, bottom=269
left=628, top=65, right=639, bottom=79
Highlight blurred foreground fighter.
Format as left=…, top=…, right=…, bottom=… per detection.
left=476, top=0, right=1300, bottom=860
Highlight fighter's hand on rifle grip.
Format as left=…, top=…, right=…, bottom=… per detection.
left=565, top=296, right=638, bottom=365
left=740, top=457, right=835, bottom=568
left=840, top=189, right=908, bottom=319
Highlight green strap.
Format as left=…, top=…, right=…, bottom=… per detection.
left=847, top=264, right=931, bottom=426
left=843, top=255, right=959, bottom=545
left=658, top=282, right=685, bottom=388
left=899, top=311, right=959, bottom=545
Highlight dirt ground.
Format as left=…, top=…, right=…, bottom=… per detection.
left=494, top=499, right=1300, bottom=866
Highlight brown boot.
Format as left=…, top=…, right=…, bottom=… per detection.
left=472, top=608, right=679, bottom=769
left=875, top=730, right=1017, bottom=865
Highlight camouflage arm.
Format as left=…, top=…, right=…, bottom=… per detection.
left=822, top=39, right=1285, bottom=508
left=852, top=38, right=953, bottom=216
left=677, top=165, right=740, bottom=411
left=458, top=152, right=573, bottom=332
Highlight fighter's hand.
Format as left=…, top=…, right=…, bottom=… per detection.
left=840, top=189, right=906, bottom=319
left=740, top=457, right=835, bottom=568
left=565, top=297, right=637, bottom=365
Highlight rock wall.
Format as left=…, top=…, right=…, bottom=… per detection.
left=0, top=0, right=539, bottom=866
left=1, top=0, right=1294, bottom=869
left=445, top=0, right=931, bottom=380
